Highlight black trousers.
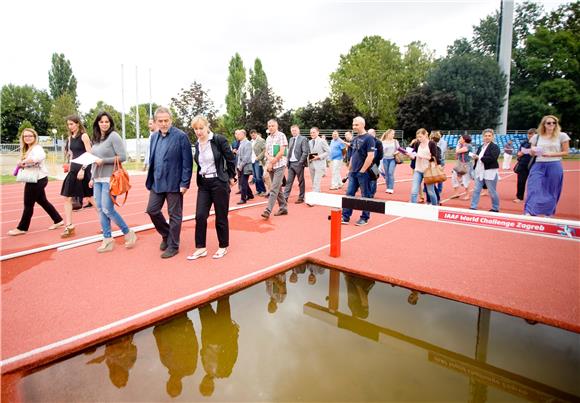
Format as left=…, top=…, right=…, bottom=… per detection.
left=516, top=169, right=530, bottom=200
left=146, top=191, right=183, bottom=250
left=239, top=170, right=254, bottom=201
left=18, top=177, right=63, bottom=231
left=195, top=178, right=230, bottom=248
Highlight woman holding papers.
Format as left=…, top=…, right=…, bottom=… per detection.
left=59, top=115, right=96, bottom=238
left=524, top=115, right=570, bottom=216
left=89, top=111, right=137, bottom=253
left=7, top=128, right=64, bottom=236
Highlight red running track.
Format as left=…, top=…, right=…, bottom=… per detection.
left=1, top=161, right=579, bottom=378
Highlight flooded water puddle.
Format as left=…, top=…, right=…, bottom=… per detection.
left=18, top=264, right=580, bottom=401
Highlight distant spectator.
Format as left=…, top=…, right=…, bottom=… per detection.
left=524, top=115, right=570, bottom=216
left=307, top=127, right=330, bottom=196
left=249, top=129, right=267, bottom=196
left=470, top=128, right=500, bottom=212
left=503, top=140, right=514, bottom=170
left=380, top=129, right=400, bottom=194
left=513, top=128, right=536, bottom=203
left=329, top=130, right=346, bottom=190
left=450, top=134, right=473, bottom=200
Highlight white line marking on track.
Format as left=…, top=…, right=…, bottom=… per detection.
left=0, top=216, right=403, bottom=369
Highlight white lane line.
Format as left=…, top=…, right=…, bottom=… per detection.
left=0, top=216, right=403, bottom=369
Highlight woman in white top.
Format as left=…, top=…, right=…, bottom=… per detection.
left=408, top=128, right=439, bottom=205
left=524, top=115, right=570, bottom=216
left=380, top=129, right=400, bottom=194
left=8, top=128, right=64, bottom=235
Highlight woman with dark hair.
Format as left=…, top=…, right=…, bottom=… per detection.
left=524, top=115, right=570, bottom=216
left=60, top=114, right=96, bottom=238
left=89, top=111, right=137, bottom=252
left=7, top=128, right=64, bottom=236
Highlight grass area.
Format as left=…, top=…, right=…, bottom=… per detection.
left=0, top=175, right=17, bottom=185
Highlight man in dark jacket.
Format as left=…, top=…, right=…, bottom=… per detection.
left=146, top=107, right=193, bottom=258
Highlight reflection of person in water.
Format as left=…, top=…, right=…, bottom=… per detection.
left=344, top=273, right=375, bottom=319
left=199, top=297, right=240, bottom=397
left=289, top=265, right=306, bottom=283
left=153, top=313, right=199, bottom=398
left=307, top=263, right=326, bottom=285
left=266, top=273, right=287, bottom=313
left=86, top=334, right=137, bottom=388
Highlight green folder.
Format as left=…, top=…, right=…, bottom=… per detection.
left=272, top=144, right=288, bottom=156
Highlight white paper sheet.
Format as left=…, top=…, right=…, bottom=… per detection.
left=71, top=152, right=99, bottom=166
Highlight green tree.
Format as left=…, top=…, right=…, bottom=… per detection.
left=0, top=84, right=52, bottom=143
left=400, top=41, right=435, bottom=95
left=48, top=53, right=78, bottom=102
left=48, top=93, right=78, bottom=140
left=224, top=53, right=246, bottom=135
left=126, top=104, right=160, bottom=139
left=447, top=38, right=476, bottom=57
left=17, top=120, right=34, bottom=136
left=427, top=54, right=506, bottom=129
left=249, top=58, right=268, bottom=97
left=506, top=92, right=556, bottom=130
left=171, top=81, right=218, bottom=136
left=330, top=36, right=403, bottom=128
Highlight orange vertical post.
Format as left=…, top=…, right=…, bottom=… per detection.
left=330, top=208, right=341, bottom=257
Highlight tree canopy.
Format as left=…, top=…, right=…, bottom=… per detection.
left=1, top=84, right=52, bottom=143
left=48, top=53, right=78, bottom=103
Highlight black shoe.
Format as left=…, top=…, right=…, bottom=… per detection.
left=82, top=203, right=93, bottom=209
left=274, top=209, right=288, bottom=216
left=295, top=199, right=304, bottom=204
left=160, top=239, right=168, bottom=251
left=261, top=210, right=270, bottom=219
left=161, top=248, right=178, bottom=259
left=248, top=195, right=254, bottom=200
left=237, top=200, right=246, bottom=205
left=489, top=209, right=499, bottom=213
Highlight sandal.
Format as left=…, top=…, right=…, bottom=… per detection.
left=61, top=225, right=75, bottom=238
left=212, top=248, right=228, bottom=259
left=187, top=248, right=207, bottom=260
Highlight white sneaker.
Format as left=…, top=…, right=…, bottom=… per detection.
left=387, top=189, right=394, bottom=194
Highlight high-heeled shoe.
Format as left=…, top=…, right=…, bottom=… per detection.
left=61, top=225, right=75, bottom=238
left=97, top=238, right=115, bottom=253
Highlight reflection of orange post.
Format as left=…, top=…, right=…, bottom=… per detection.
left=330, top=209, right=341, bottom=257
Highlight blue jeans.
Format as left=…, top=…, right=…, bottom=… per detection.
left=410, top=171, right=437, bottom=206
left=252, top=161, right=266, bottom=193
left=342, top=172, right=372, bottom=222
left=381, top=158, right=396, bottom=190
left=94, top=181, right=130, bottom=238
left=471, top=174, right=500, bottom=211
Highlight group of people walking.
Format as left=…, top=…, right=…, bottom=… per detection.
left=8, top=112, right=571, bottom=258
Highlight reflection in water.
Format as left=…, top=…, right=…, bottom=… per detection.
left=153, top=313, right=198, bottom=397
left=344, top=273, right=375, bottom=319
left=266, top=273, right=287, bottom=313
left=198, top=297, right=239, bottom=397
left=17, top=264, right=580, bottom=402
left=86, top=335, right=137, bottom=388
left=307, top=263, right=325, bottom=285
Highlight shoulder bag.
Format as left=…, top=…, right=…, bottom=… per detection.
left=424, top=162, right=447, bottom=185
left=16, top=165, right=40, bottom=183
left=109, top=156, right=131, bottom=207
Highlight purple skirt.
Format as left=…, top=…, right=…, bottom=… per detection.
left=524, top=161, right=563, bottom=216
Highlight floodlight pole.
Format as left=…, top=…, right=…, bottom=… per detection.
left=497, top=0, right=514, bottom=135
left=121, top=64, right=126, bottom=142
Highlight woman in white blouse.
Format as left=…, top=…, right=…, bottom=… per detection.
left=8, top=128, right=64, bottom=235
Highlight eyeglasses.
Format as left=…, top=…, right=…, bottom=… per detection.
left=545, top=121, right=557, bottom=126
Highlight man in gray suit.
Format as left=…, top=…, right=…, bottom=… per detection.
left=308, top=127, right=330, bottom=194
left=283, top=125, right=309, bottom=204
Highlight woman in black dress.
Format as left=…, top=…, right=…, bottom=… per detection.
left=60, top=115, right=95, bottom=238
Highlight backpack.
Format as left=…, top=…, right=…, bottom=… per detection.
left=109, top=156, right=131, bottom=207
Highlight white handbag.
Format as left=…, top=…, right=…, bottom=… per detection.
left=16, top=166, right=40, bottom=183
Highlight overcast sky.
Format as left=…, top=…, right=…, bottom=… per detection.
left=0, top=0, right=565, bottom=115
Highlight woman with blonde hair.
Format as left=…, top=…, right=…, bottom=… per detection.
left=524, top=115, right=570, bottom=216
left=7, top=128, right=64, bottom=235
left=408, top=128, right=439, bottom=205
left=380, top=129, right=400, bottom=194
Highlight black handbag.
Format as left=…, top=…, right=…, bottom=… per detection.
left=367, top=163, right=380, bottom=180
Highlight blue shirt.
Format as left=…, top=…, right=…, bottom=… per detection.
left=329, top=139, right=345, bottom=160
left=349, top=134, right=375, bottom=173
left=153, top=132, right=172, bottom=193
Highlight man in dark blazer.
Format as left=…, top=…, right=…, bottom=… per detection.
left=283, top=125, right=309, bottom=203
left=146, top=107, right=193, bottom=258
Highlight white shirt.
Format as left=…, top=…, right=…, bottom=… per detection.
left=198, top=132, right=217, bottom=175
left=25, top=144, right=49, bottom=179
left=474, top=143, right=499, bottom=181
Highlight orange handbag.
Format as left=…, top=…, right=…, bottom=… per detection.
left=109, top=156, right=131, bottom=207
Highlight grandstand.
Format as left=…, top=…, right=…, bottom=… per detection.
left=442, top=133, right=528, bottom=152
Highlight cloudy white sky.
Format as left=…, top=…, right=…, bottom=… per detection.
left=0, top=0, right=565, bottom=115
